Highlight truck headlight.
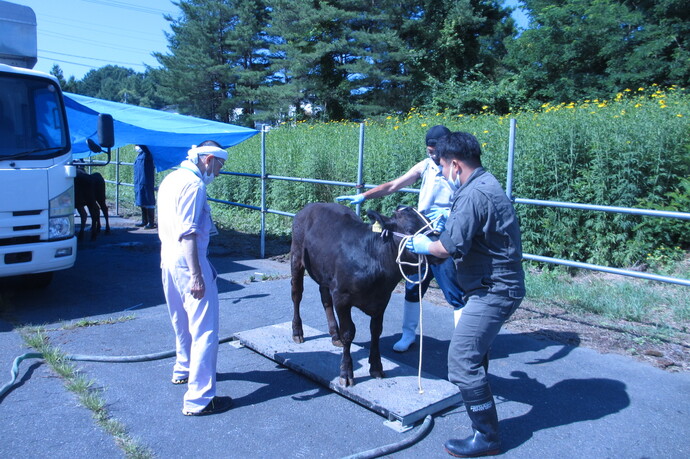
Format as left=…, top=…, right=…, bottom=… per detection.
left=49, top=187, right=75, bottom=239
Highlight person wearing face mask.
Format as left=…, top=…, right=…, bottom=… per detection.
left=406, top=131, right=525, bottom=457
left=133, top=145, right=157, bottom=229
left=335, top=125, right=465, bottom=352
left=157, top=140, right=233, bottom=416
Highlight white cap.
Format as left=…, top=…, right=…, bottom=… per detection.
left=187, top=145, right=228, bottom=162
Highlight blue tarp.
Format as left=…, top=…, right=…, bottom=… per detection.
left=64, top=93, right=258, bottom=171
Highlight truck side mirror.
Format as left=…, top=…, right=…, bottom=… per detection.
left=98, top=113, right=114, bottom=148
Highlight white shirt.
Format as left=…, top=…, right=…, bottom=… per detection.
left=417, top=158, right=455, bottom=213
left=157, top=160, right=214, bottom=267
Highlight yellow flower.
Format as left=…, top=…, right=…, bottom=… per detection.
left=386, top=115, right=392, bottom=120
left=598, top=103, right=606, bottom=108
left=421, top=123, right=428, bottom=127
left=483, top=130, right=489, bottom=134
left=482, top=105, right=489, bottom=110
left=624, top=88, right=631, bottom=92
left=678, top=114, right=684, bottom=117
left=638, top=87, right=645, bottom=91
left=635, top=103, right=642, bottom=108
left=482, top=142, right=487, bottom=148
left=394, top=125, right=400, bottom=130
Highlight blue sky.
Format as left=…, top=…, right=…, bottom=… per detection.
left=20, top=0, right=529, bottom=81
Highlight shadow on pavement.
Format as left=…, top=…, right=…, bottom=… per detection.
left=496, top=370, right=630, bottom=452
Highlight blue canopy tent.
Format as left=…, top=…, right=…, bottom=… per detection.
left=64, top=93, right=258, bottom=171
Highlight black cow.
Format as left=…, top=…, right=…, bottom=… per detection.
left=291, top=202, right=437, bottom=386
left=75, top=169, right=110, bottom=241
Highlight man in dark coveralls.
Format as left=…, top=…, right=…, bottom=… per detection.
left=406, top=131, right=525, bottom=457
left=134, top=145, right=156, bottom=229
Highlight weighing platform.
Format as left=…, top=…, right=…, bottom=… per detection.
left=233, top=322, right=462, bottom=431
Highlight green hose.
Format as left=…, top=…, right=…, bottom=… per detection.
left=0, top=336, right=236, bottom=399
left=3, top=337, right=435, bottom=457
left=340, top=415, right=434, bottom=459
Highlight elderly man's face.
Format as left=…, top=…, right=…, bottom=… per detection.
left=208, top=155, right=225, bottom=177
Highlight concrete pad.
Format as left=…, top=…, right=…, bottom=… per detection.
left=234, top=321, right=462, bottom=429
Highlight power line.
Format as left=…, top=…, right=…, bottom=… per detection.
left=80, top=0, right=175, bottom=15
left=39, top=49, right=148, bottom=67
left=40, top=30, right=158, bottom=55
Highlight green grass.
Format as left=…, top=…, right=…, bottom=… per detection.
left=98, top=85, right=690, bottom=342
left=524, top=258, right=690, bottom=339
left=19, top=326, right=154, bottom=459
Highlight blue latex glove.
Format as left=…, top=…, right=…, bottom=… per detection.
left=432, top=215, right=447, bottom=233
left=406, top=234, right=434, bottom=255
left=335, top=193, right=365, bottom=205
left=426, top=208, right=449, bottom=233
left=425, top=207, right=450, bottom=221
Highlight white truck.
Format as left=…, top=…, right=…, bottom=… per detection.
left=0, top=1, right=112, bottom=287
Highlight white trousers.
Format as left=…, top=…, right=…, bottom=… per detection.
left=161, top=257, right=219, bottom=413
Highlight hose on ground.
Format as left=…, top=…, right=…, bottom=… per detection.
left=340, top=415, right=434, bottom=459
left=0, top=336, right=236, bottom=399
left=3, top=339, right=436, bottom=457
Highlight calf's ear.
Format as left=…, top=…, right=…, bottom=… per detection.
left=366, top=210, right=389, bottom=229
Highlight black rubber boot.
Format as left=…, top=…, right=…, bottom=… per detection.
left=135, top=207, right=148, bottom=227
left=145, top=207, right=157, bottom=229
left=445, top=384, right=501, bottom=457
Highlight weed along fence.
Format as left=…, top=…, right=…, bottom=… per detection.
left=102, top=120, right=690, bottom=288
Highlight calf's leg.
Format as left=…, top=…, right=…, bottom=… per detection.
left=291, top=256, right=306, bottom=344
left=336, top=304, right=356, bottom=386
left=88, top=202, right=100, bottom=239
left=368, top=313, right=385, bottom=379
left=319, top=285, right=342, bottom=347
left=76, top=206, right=87, bottom=241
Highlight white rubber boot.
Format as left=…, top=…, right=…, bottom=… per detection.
left=393, top=300, right=419, bottom=352
left=454, top=307, right=463, bottom=327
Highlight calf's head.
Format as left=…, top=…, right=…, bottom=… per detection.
left=366, top=206, right=442, bottom=265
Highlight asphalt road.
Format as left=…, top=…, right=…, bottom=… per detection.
left=1, top=216, right=688, bottom=458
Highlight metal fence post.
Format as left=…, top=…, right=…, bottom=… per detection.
left=506, top=118, right=516, bottom=200
left=260, top=126, right=267, bottom=258
left=355, top=122, right=365, bottom=215
left=115, top=147, right=120, bottom=215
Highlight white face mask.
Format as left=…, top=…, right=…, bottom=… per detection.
left=202, top=170, right=215, bottom=185
left=446, top=163, right=460, bottom=189
left=452, top=165, right=461, bottom=188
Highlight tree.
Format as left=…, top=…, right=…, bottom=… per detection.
left=154, top=0, right=271, bottom=125
left=268, top=0, right=418, bottom=120
left=504, top=0, right=690, bottom=105
left=395, top=0, right=517, bottom=112
left=50, top=64, right=77, bottom=93
left=75, top=65, right=138, bottom=102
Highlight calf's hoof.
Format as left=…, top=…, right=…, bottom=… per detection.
left=370, top=369, right=385, bottom=379
left=339, top=375, right=355, bottom=387
left=331, top=338, right=343, bottom=347
left=292, top=334, right=304, bottom=344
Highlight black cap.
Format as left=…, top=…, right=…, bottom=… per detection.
left=426, top=125, right=451, bottom=147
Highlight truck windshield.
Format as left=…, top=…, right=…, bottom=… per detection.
left=0, top=74, right=69, bottom=160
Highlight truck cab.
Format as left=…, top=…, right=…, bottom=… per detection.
left=1, top=2, right=111, bottom=288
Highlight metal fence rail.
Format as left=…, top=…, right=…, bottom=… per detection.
left=103, top=121, right=688, bottom=287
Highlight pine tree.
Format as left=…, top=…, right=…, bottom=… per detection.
left=154, top=0, right=271, bottom=125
